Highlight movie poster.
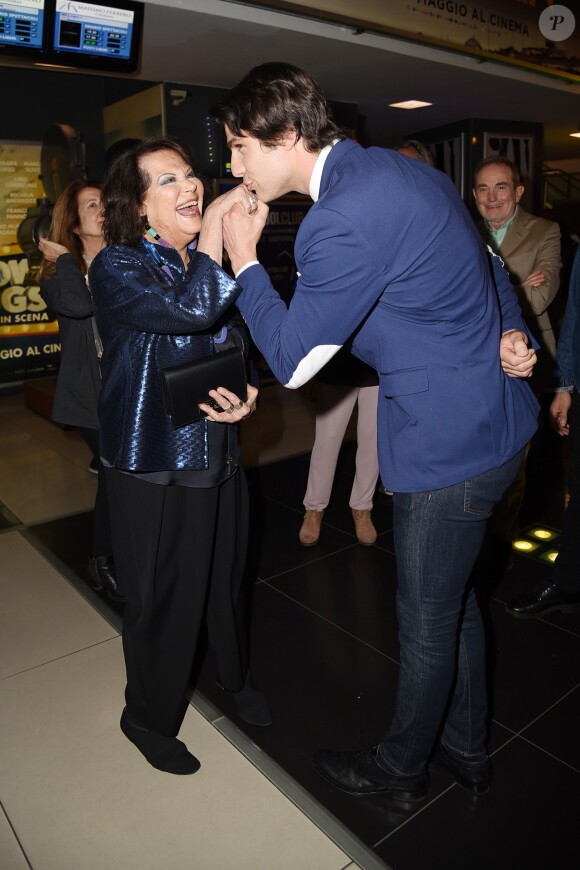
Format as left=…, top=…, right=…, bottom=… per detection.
left=0, top=141, right=58, bottom=383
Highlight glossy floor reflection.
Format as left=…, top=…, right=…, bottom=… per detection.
left=200, top=443, right=580, bottom=870
left=8, top=385, right=580, bottom=869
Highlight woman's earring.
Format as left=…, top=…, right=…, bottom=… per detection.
left=145, top=222, right=161, bottom=241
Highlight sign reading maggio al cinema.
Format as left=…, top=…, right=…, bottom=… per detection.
left=254, top=0, right=580, bottom=80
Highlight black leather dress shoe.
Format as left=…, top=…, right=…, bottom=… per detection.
left=432, top=743, right=492, bottom=794
left=87, top=556, right=125, bottom=603
left=313, top=746, right=428, bottom=801
left=506, top=581, right=580, bottom=619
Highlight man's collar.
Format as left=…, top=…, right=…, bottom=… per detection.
left=309, top=139, right=341, bottom=201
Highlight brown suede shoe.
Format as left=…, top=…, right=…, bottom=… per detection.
left=352, top=509, right=377, bottom=546
left=299, top=509, right=324, bottom=546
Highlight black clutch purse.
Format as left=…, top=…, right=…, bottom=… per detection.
left=160, top=347, right=248, bottom=428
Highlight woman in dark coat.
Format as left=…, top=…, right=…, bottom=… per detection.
left=39, top=180, right=122, bottom=601
left=89, top=137, right=270, bottom=776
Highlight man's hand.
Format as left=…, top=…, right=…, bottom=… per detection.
left=500, top=329, right=537, bottom=378
left=521, top=270, right=546, bottom=288
left=549, top=391, right=572, bottom=436
left=223, top=200, right=269, bottom=276
left=198, top=184, right=261, bottom=265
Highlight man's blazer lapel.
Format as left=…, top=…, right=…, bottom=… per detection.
left=501, top=208, right=529, bottom=260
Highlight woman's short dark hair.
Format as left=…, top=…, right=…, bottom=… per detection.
left=211, top=62, right=343, bottom=152
left=101, top=136, right=197, bottom=246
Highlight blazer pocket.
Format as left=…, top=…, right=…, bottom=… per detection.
left=380, top=367, right=429, bottom=398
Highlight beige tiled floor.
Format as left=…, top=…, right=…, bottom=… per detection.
left=0, top=385, right=369, bottom=870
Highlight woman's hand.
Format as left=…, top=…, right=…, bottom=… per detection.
left=549, top=390, right=572, bottom=436
left=38, top=238, right=70, bottom=262
left=199, top=383, right=258, bottom=423
left=205, top=184, right=260, bottom=220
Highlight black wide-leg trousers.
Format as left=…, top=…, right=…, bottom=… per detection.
left=104, top=466, right=250, bottom=736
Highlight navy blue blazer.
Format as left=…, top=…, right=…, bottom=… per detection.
left=236, top=139, right=539, bottom=492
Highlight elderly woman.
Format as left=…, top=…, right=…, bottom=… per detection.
left=90, top=137, right=269, bottom=776
left=39, top=180, right=122, bottom=602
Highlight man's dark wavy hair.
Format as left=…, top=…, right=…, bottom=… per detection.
left=102, top=136, right=201, bottom=246
left=211, top=62, right=344, bottom=151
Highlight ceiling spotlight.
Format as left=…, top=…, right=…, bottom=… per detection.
left=388, top=100, right=433, bottom=110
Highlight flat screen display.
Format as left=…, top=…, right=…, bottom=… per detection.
left=0, top=0, right=45, bottom=56
left=50, top=0, right=142, bottom=71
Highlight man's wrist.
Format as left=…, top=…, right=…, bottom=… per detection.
left=234, top=259, right=259, bottom=279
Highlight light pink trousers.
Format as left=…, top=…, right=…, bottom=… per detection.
left=303, top=383, right=380, bottom=512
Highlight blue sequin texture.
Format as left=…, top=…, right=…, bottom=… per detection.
left=89, top=240, right=241, bottom=472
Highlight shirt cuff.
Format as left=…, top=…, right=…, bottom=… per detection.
left=235, top=260, right=260, bottom=279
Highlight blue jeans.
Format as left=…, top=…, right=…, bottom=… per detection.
left=377, top=448, right=525, bottom=776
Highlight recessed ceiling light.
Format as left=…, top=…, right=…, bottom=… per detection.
left=570, top=132, right=580, bottom=138
left=388, top=100, right=433, bottom=110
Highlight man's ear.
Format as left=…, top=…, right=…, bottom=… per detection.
left=280, top=127, right=299, bottom=150
left=514, top=185, right=524, bottom=204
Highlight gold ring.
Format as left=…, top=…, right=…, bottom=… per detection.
left=234, top=400, right=244, bottom=410
left=227, top=404, right=235, bottom=414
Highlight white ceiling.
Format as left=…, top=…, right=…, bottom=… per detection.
left=138, top=0, right=580, bottom=165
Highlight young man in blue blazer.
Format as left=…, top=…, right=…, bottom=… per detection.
left=209, top=63, right=539, bottom=801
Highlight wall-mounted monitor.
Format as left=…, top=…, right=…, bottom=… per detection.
left=48, top=0, right=143, bottom=72
left=0, top=0, right=46, bottom=60
left=0, top=0, right=143, bottom=71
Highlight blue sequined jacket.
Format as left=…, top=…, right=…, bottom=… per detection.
left=89, top=239, right=241, bottom=472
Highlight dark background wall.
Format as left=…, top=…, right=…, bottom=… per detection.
left=0, top=66, right=361, bottom=187
left=1, top=67, right=156, bottom=181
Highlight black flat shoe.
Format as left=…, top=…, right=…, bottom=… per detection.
left=432, top=742, right=492, bottom=794
left=313, top=746, right=428, bottom=801
left=222, top=673, right=272, bottom=726
left=506, top=581, right=580, bottom=619
left=120, top=709, right=200, bottom=775
left=87, top=556, right=125, bottom=603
